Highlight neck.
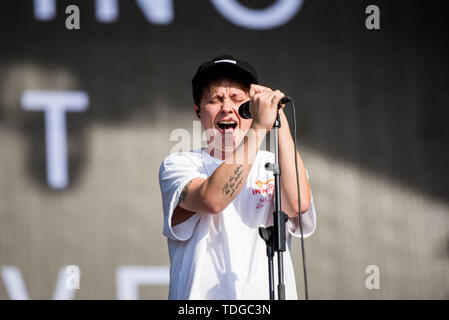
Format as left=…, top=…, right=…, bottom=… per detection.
left=205, top=145, right=234, bottom=161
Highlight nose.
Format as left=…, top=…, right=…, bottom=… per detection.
left=220, top=98, right=237, bottom=115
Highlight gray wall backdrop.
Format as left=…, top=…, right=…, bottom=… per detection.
left=0, top=0, right=448, bottom=299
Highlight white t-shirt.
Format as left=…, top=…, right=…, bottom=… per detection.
left=158, top=148, right=316, bottom=300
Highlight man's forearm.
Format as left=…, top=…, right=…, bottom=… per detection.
left=278, top=110, right=311, bottom=216
left=200, top=125, right=267, bottom=213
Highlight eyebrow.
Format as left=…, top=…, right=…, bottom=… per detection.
left=209, top=92, right=246, bottom=99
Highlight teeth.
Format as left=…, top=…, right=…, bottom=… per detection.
left=218, top=121, right=236, bottom=124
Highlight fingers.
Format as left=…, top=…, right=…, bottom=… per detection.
left=251, top=89, right=271, bottom=109
left=261, top=88, right=285, bottom=111
left=250, top=84, right=285, bottom=107
left=271, top=89, right=285, bottom=108
left=248, top=85, right=286, bottom=128
left=249, top=84, right=268, bottom=97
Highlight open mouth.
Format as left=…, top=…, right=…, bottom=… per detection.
left=217, top=120, right=237, bottom=133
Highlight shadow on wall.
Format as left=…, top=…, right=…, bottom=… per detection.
left=0, top=0, right=447, bottom=203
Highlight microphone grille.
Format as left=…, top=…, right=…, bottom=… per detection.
left=239, top=101, right=252, bottom=119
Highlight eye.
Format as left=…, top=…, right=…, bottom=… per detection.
left=208, top=95, right=224, bottom=104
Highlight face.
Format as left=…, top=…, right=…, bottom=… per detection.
left=195, top=78, right=252, bottom=155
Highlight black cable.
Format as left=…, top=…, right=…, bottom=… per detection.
left=289, top=99, right=309, bottom=300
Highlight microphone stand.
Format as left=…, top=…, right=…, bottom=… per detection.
left=259, top=111, right=288, bottom=300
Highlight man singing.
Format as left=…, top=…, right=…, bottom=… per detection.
left=159, top=54, right=316, bottom=299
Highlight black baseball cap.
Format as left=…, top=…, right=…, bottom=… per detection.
left=192, top=54, right=258, bottom=106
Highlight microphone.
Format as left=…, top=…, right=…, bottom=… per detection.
left=238, top=96, right=291, bottom=119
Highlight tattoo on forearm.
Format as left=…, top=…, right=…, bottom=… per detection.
left=179, top=180, right=192, bottom=202
left=221, top=165, right=244, bottom=198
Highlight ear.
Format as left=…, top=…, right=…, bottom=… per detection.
left=193, top=104, right=200, bottom=118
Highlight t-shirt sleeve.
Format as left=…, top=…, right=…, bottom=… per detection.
left=287, top=170, right=317, bottom=238
left=158, top=153, right=208, bottom=241
left=287, top=193, right=317, bottom=238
